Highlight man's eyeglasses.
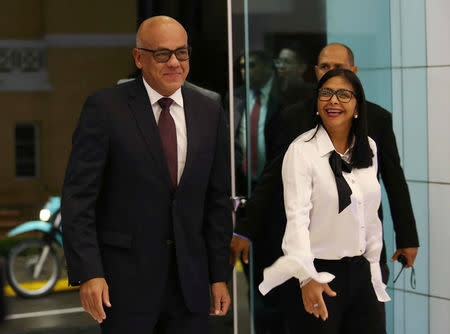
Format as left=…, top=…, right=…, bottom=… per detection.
left=138, top=47, right=191, bottom=63
left=318, top=88, right=355, bottom=103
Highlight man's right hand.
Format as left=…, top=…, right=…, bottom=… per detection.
left=230, top=235, right=250, bottom=266
left=79, top=277, right=111, bottom=323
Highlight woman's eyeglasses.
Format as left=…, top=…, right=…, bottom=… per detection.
left=318, top=88, right=355, bottom=103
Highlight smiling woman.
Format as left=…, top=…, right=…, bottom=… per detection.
left=317, top=76, right=358, bottom=153
left=259, top=68, right=389, bottom=333
left=313, top=68, right=373, bottom=169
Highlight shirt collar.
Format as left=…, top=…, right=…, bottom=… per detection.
left=252, top=76, right=273, bottom=99
left=142, top=76, right=184, bottom=108
left=316, top=124, right=354, bottom=158
left=258, top=76, right=273, bottom=98
left=342, top=137, right=354, bottom=161
left=316, top=125, right=335, bottom=157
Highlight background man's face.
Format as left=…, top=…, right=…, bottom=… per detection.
left=239, top=55, right=273, bottom=91
left=134, top=22, right=189, bottom=96
left=276, top=48, right=305, bottom=79
left=315, top=45, right=357, bottom=81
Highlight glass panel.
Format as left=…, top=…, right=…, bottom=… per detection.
left=233, top=0, right=430, bottom=333
left=231, top=1, right=326, bottom=333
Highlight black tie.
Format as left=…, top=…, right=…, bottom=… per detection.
left=329, top=150, right=352, bottom=213
left=158, top=98, right=177, bottom=188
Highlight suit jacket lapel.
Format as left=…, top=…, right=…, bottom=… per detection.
left=265, top=80, right=281, bottom=126
left=234, top=97, right=245, bottom=133
left=127, top=77, right=173, bottom=188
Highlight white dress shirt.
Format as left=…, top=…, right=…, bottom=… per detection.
left=238, top=77, right=273, bottom=178
left=259, top=125, right=390, bottom=302
left=143, top=78, right=187, bottom=184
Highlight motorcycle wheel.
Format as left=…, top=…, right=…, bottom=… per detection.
left=6, top=239, right=61, bottom=298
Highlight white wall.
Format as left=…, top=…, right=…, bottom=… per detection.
left=426, top=0, right=450, bottom=333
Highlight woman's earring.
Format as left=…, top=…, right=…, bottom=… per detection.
left=354, top=114, right=358, bottom=119
left=316, top=112, right=319, bottom=115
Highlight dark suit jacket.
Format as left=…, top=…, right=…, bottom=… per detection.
left=236, top=99, right=419, bottom=282
left=62, top=77, right=232, bottom=314
left=183, top=81, right=222, bottom=106
left=365, top=101, right=419, bottom=259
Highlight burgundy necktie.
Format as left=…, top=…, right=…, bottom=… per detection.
left=244, top=91, right=261, bottom=175
left=158, top=98, right=177, bottom=188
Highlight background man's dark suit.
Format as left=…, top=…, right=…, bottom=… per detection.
left=231, top=72, right=291, bottom=333
left=62, top=78, right=232, bottom=315
left=365, top=102, right=419, bottom=264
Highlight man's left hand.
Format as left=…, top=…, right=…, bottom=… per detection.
left=210, top=282, right=230, bottom=316
left=391, top=247, right=418, bottom=268
left=230, top=235, right=250, bottom=266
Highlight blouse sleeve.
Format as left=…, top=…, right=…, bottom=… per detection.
left=259, top=141, right=334, bottom=295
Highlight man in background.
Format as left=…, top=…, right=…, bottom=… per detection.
left=231, top=42, right=419, bottom=332
left=275, top=46, right=313, bottom=104
left=233, top=50, right=288, bottom=193
left=231, top=50, right=291, bottom=333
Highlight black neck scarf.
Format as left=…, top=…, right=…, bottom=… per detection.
left=329, top=150, right=353, bottom=213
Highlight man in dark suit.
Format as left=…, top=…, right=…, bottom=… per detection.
left=232, top=50, right=293, bottom=333
left=233, top=50, right=289, bottom=196
left=62, top=16, right=232, bottom=334
left=230, top=43, right=419, bottom=331
left=275, top=46, right=314, bottom=105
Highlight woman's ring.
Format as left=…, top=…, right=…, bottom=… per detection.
left=313, top=303, right=318, bottom=308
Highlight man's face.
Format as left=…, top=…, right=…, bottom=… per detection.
left=239, top=55, right=272, bottom=90
left=276, top=48, right=305, bottom=79
left=315, top=45, right=357, bottom=81
left=133, top=22, right=189, bottom=96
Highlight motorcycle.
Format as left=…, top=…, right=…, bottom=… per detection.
left=6, top=196, right=64, bottom=298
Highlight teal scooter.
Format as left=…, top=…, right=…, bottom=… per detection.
left=6, top=197, right=63, bottom=298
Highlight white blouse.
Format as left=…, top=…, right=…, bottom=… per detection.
left=259, top=125, right=390, bottom=302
